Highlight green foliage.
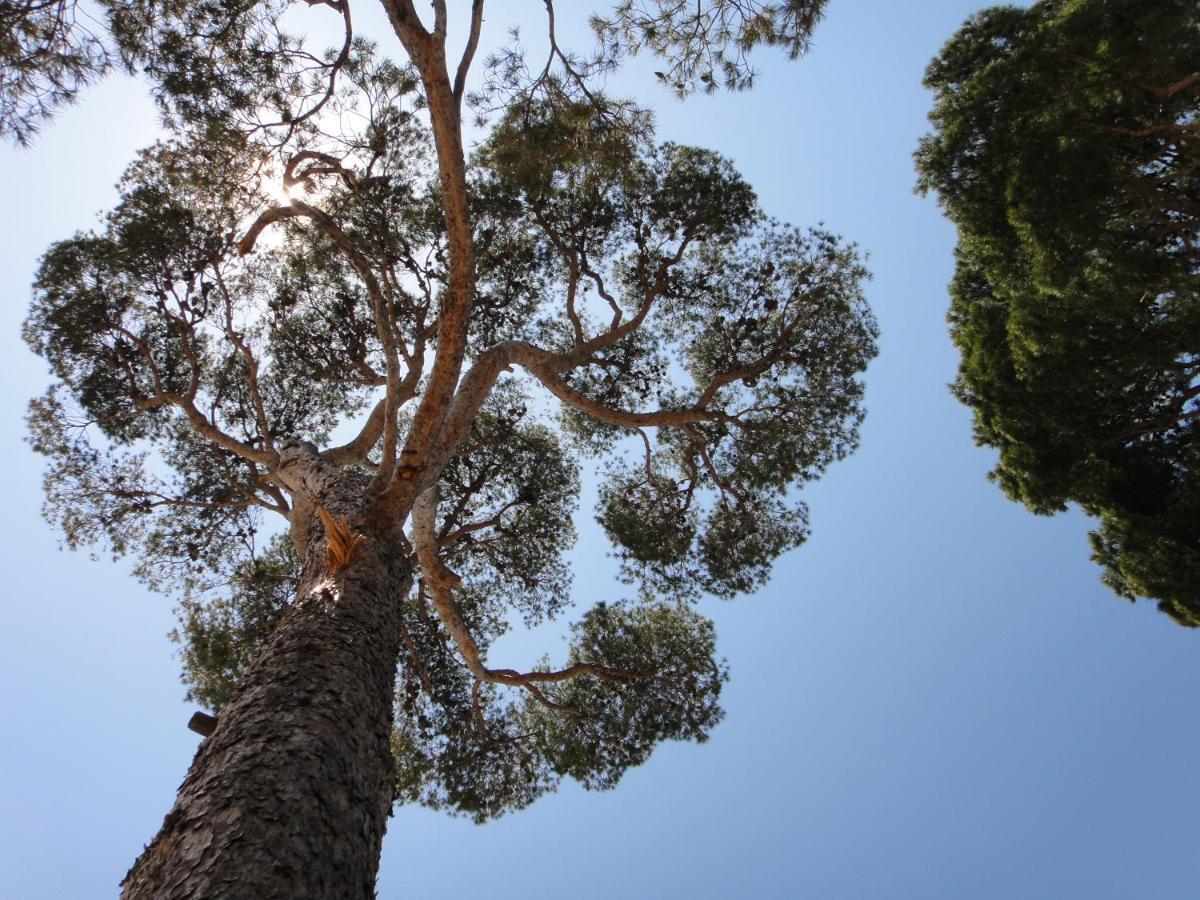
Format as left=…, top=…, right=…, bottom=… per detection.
left=389, top=585, right=560, bottom=821
left=0, top=0, right=110, bottom=143
left=173, top=535, right=297, bottom=710
left=24, top=137, right=354, bottom=603
left=392, top=598, right=726, bottom=820
left=479, top=100, right=874, bottom=605
left=592, top=1, right=828, bottom=94
left=530, top=601, right=727, bottom=790
left=916, top=0, right=1200, bottom=622
left=592, top=222, right=874, bottom=599
left=21, top=2, right=873, bottom=824
left=1090, top=499, right=1200, bottom=628
left=438, top=383, right=580, bottom=635
left=104, top=0, right=307, bottom=131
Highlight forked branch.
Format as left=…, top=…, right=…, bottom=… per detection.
left=239, top=198, right=408, bottom=492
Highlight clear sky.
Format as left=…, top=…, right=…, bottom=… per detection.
left=2, top=2, right=1198, bottom=898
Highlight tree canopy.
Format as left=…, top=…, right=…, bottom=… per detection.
left=915, top=0, right=1200, bottom=625
left=17, top=0, right=875, bottom=852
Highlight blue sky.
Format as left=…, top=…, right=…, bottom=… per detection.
left=2, top=1, right=1198, bottom=897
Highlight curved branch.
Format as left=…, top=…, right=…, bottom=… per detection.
left=525, top=363, right=724, bottom=429
left=284, top=150, right=359, bottom=192
left=382, top=329, right=730, bottom=524
left=143, top=391, right=277, bottom=467
left=266, top=0, right=354, bottom=143
left=412, top=488, right=647, bottom=708
left=321, top=398, right=387, bottom=466
left=240, top=199, right=416, bottom=485
left=237, top=205, right=304, bottom=256
left=453, top=0, right=485, bottom=107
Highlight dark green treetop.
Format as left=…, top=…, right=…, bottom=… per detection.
left=916, top=0, right=1200, bottom=625
left=20, top=0, right=873, bottom=821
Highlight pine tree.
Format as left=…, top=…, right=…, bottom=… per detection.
left=916, top=0, right=1200, bottom=624
left=15, top=2, right=877, bottom=895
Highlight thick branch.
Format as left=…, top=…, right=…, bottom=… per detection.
left=431, top=0, right=447, bottom=38
left=385, top=332, right=730, bottom=524
left=321, top=398, right=388, bottom=466
left=141, top=391, right=277, bottom=467
left=377, top=0, right=429, bottom=45
left=284, top=150, right=359, bottom=192
left=1152, top=70, right=1200, bottom=99
left=237, top=205, right=304, bottom=256
left=524, top=362, right=724, bottom=429
left=376, top=12, right=477, bottom=522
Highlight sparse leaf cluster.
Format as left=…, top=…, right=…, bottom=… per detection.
left=592, top=0, right=828, bottom=95
left=0, top=0, right=110, bottom=143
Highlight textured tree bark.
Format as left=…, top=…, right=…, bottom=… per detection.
left=122, top=458, right=410, bottom=900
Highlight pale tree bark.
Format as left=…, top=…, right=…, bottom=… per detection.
left=121, top=448, right=412, bottom=900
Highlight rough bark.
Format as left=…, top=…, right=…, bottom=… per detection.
left=122, top=449, right=410, bottom=900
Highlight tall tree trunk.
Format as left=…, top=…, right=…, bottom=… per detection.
left=122, top=463, right=409, bottom=900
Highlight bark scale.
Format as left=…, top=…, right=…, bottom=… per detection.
left=122, top=452, right=411, bottom=900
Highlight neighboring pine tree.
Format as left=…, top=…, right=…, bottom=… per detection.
left=916, top=0, right=1200, bottom=625
left=15, top=2, right=877, bottom=895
